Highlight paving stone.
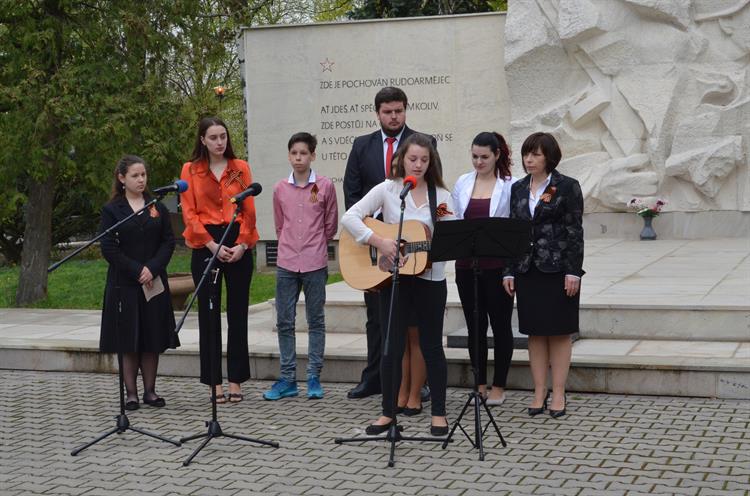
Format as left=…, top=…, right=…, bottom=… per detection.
left=1, top=370, right=749, bottom=496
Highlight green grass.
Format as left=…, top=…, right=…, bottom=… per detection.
left=1, top=247, right=343, bottom=310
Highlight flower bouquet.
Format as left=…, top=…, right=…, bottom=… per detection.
left=627, top=198, right=666, bottom=218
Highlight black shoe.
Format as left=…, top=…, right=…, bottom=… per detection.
left=365, top=422, right=394, bottom=435
left=549, top=394, right=566, bottom=419
left=528, top=391, right=549, bottom=417
left=347, top=382, right=380, bottom=399
left=395, top=406, right=405, bottom=415
left=125, top=399, right=140, bottom=411
left=420, top=385, right=431, bottom=403
left=402, top=406, right=423, bottom=417
left=430, top=424, right=449, bottom=436
left=143, top=395, right=166, bottom=408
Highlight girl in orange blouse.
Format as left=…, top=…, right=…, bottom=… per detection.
left=180, top=116, right=259, bottom=403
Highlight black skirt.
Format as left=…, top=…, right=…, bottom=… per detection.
left=515, top=265, right=579, bottom=336
left=99, top=275, right=179, bottom=353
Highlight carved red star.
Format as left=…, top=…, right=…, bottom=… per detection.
left=320, top=57, right=335, bottom=72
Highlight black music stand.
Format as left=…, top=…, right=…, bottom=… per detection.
left=430, top=217, right=530, bottom=460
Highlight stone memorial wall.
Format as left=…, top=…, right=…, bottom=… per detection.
left=240, top=14, right=508, bottom=240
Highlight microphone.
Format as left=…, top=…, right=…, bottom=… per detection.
left=399, top=176, right=417, bottom=200
left=152, top=180, right=188, bottom=195
left=230, top=183, right=263, bottom=203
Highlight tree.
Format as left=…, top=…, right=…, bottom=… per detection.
left=0, top=0, right=190, bottom=305
left=0, top=0, right=317, bottom=305
left=347, top=0, right=506, bottom=19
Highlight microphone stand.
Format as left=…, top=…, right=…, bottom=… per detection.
left=334, top=192, right=448, bottom=467
left=176, top=199, right=278, bottom=467
left=55, top=194, right=181, bottom=456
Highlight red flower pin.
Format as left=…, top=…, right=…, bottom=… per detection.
left=436, top=202, right=453, bottom=218
left=540, top=186, right=557, bottom=203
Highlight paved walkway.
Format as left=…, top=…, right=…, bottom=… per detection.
left=1, top=370, right=749, bottom=495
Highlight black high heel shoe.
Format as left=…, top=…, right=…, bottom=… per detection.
left=549, top=394, right=567, bottom=419
left=527, top=390, right=549, bottom=417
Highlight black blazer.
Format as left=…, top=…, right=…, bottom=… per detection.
left=99, top=198, right=176, bottom=287
left=506, top=170, right=585, bottom=277
left=343, top=126, right=435, bottom=209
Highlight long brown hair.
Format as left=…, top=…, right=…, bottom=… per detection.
left=189, top=116, right=237, bottom=163
left=109, top=155, right=150, bottom=202
left=472, top=131, right=512, bottom=178
left=389, top=133, right=446, bottom=189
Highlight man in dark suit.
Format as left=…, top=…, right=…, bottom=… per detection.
left=343, top=86, right=433, bottom=400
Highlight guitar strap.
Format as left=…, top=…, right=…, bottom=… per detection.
left=427, top=182, right=437, bottom=263
left=428, top=181, right=437, bottom=227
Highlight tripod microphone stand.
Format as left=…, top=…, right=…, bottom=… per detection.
left=50, top=195, right=181, bottom=456
left=176, top=200, right=278, bottom=466
left=430, top=217, right=531, bottom=460
left=334, top=194, right=447, bottom=467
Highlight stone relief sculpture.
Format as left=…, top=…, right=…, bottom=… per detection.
left=504, top=0, right=749, bottom=213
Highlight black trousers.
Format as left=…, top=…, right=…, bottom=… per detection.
left=455, top=268, right=514, bottom=387
left=379, top=277, right=447, bottom=417
left=191, top=225, right=252, bottom=386
left=358, top=291, right=382, bottom=390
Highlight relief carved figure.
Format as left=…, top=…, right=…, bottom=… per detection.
left=505, top=0, right=749, bottom=213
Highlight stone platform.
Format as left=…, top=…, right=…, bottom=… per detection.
left=0, top=238, right=748, bottom=399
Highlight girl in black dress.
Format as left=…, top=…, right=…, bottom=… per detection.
left=503, top=133, right=584, bottom=419
left=99, top=155, right=179, bottom=410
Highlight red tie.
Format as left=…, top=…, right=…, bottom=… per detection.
left=385, top=137, right=396, bottom=177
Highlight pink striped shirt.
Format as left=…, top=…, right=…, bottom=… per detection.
left=272, top=170, right=338, bottom=272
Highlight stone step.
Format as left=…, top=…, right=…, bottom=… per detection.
left=279, top=281, right=749, bottom=341
left=1, top=334, right=747, bottom=400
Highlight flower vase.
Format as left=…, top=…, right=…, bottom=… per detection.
left=640, top=216, right=657, bottom=240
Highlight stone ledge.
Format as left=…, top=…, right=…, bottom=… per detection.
left=2, top=338, right=747, bottom=399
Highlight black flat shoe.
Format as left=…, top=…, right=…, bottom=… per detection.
left=549, top=394, right=566, bottom=419
left=125, top=400, right=139, bottom=411
left=402, top=406, right=423, bottom=416
left=430, top=424, right=449, bottom=436
left=528, top=391, right=549, bottom=417
left=395, top=406, right=405, bottom=415
left=143, top=395, right=166, bottom=408
left=365, top=422, right=394, bottom=435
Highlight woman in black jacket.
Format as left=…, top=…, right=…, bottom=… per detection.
left=503, top=133, right=584, bottom=419
left=99, top=155, right=179, bottom=410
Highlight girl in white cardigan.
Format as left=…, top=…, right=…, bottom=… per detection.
left=451, top=132, right=517, bottom=406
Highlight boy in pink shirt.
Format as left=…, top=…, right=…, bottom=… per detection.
left=263, top=133, right=338, bottom=400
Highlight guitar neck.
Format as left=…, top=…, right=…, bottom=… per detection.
left=405, top=241, right=430, bottom=254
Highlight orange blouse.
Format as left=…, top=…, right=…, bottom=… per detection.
left=179, top=159, right=259, bottom=249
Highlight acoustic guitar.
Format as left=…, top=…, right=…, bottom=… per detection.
left=339, top=217, right=431, bottom=291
